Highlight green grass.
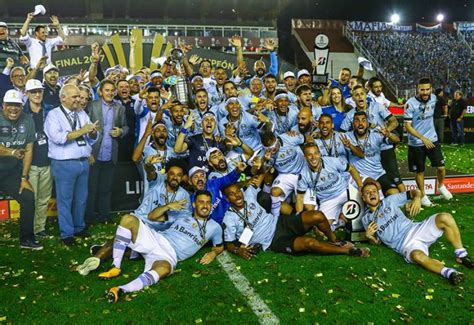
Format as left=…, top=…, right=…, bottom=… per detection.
left=1, top=195, right=473, bottom=324
left=395, top=143, right=474, bottom=174
left=1, top=145, right=473, bottom=324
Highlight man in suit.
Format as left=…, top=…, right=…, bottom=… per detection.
left=86, top=80, right=128, bottom=224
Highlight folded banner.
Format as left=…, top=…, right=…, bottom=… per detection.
left=416, top=23, right=442, bottom=33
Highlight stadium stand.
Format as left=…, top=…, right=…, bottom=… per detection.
left=354, top=32, right=472, bottom=97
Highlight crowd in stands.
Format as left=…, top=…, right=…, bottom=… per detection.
left=356, top=32, right=472, bottom=96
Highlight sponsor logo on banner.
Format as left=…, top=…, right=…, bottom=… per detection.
left=402, top=179, right=437, bottom=195
left=438, top=176, right=474, bottom=194
left=0, top=200, right=9, bottom=220
left=9, top=200, right=20, bottom=220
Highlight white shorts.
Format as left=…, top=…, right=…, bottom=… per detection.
left=319, top=191, right=348, bottom=222
left=129, top=220, right=178, bottom=273
left=272, top=173, right=299, bottom=199
left=401, top=214, right=443, bottom=263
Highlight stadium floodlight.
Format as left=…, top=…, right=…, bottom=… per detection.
left=436, top=13, right=444, bottom=22
left=390, top=13, right=400, bottom=24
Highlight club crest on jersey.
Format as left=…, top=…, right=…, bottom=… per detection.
left=249, top=202, right=256, bottom=210
left=18, top=124, right=26, bottom=133
left=383, top=207, right=392, bottom=214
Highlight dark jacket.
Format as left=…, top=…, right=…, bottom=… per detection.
left=88, top=99, right=129, bottom=164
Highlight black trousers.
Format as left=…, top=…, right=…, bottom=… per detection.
left=85, top=160, right=115, bottom=223
left=0, top=167, right=35, bottom=242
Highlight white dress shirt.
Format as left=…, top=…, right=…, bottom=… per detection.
left=19, top=34, right=63, bottom=68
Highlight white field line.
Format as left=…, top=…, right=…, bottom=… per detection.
left=217, top=252, right=280, bottom=325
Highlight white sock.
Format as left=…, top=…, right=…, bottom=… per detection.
left=440, top=267, right=457, bottom=279
left=455, top=248, right=468, bottom=258
left=119, top=270, right=160, bottom=293
left=271, top=195, right=282, bottom=217
left=112, top=226, right=132, bottom=269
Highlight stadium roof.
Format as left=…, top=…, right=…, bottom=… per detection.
left=0, top=0, right=472, bottom=24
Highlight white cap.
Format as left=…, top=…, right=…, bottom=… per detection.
left=188, top=166, right=207, bottom=178
left=43, top=63, right=58, bottom=74
left=0, top=22, right=8, bottom=28
left=283, top=71, right=295, bottom=79
left=297, top=69, right=310, bottom=79
left=34, top=5, right=46, bottom=16
left=25, top=79, right=44, bottom=92
left=3, top=90, right=23, bottom=104
left=205, top=147, right=221, bottom=162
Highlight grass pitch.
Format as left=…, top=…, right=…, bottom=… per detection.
left=0, top=144, right=473, bottom=324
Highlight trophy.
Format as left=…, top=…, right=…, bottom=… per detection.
left=312, top=33, right=330, bottom=86
left=343, top=185, right=367, bottom=242
left=168, top=48, right=192, bottom=107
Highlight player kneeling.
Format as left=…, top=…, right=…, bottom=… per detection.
left=361, top=179, right=473, bottom=285
left=102, top=190, right=223, bottom=303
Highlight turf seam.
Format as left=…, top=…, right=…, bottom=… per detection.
left=217, top=252, right=280, bottom=325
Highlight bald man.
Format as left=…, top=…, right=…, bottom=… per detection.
left=291, top=107, right=315, bottom=143
left=44, top=84, right=99, bottom=245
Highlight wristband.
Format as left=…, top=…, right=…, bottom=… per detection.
left=180, top=127, right=188, bottom=135
left=21, top=175, right=29, bottom=180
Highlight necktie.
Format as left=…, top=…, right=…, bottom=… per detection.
left=40, top=41, right=47, bottom=56
left=70, top=112, right=78, bottom=129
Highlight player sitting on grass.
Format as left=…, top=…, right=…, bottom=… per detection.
left=360, top=178, right=473, bottom=285
left=222, top=173, right=371, bottom=259
left=104, top=190, right=223, bottom=303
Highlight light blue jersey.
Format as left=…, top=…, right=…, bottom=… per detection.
left=287, top=92, right=297, bottom=104
left=218, top=111, right=263, bottom=151
left=312, top=104, right=323, bottom=121
left=404, top=94, right=438, bottom=147
left=189, top=108, right=212, bottom=135
left=361, top=192, right=414, bottom=254
left=161, top=216, right=223, bottom=261
left=340, top=101, right=392, bottom=133
left=141, top=144, right=177, bottom=193
left=207, top=85, right=225, bottom=107
left=162, top=113, right=184, bottom=148
left=346, top=130, right=390, bottom=179
left=223, top=186, right=278, bottom=251
left=268, top=106, right=299, bottom=135
left=212, top=95, right=248, bottom=121
left=265, top=133, right=306, bottom=174
left=132, top=182, right=192, bottom=231
left=297, top=156, right=349, bottom=202
left=315, top=131, right=349, bottom=164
